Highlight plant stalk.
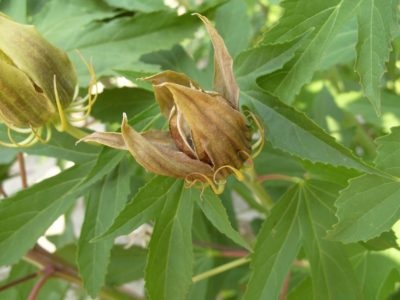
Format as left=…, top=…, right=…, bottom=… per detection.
left=244, top=168, right=274, bottom=211
left=192, top=256, right=250, bottom=283
left=24, top=245, right=140, bottom=300
left=63, top=124, right=88, bottom=141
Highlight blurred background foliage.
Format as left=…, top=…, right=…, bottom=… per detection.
left=0, top=0, right=400, bottom=299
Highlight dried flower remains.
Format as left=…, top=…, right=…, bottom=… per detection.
left=80, top=14, right=263, bottom=193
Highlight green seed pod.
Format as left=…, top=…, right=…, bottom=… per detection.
left=0, top=13, right=77, bottom=129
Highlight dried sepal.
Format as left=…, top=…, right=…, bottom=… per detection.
left=120, top=114, right=215, bottom=181
left=194, top=14, right=239, bottom=109
left=143, top=70, right=201, bottom=117
left=161, top=82, right=251, bottom=174
left=78, top=14, right=261, bottom=194
left=77, top=131, right=127, bottom=150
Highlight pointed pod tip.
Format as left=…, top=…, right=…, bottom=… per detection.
left=74, top=133, right=96, bottom=146
left=193, top=13, right=211, bottom=26
left=121, top=113, right=130, bottom=134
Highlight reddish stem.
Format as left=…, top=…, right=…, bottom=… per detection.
left=217, top=250, right=249, bottom=258
left=27, top=266, right=55, bottom=300
left=17, top=153, right=28, bottom=188
left=0, top=272, right=38, bottom=292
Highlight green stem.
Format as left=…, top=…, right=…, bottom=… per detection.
left=354, top=125, right=376, bottom=158
left=192, top=257, right=251, bottom=283
left=242, top=168, right=274, bottom=211
left=63, top=124, right=88, bottom=141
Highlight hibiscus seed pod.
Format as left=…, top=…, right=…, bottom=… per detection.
left=79, top=14, right=259, bottom=193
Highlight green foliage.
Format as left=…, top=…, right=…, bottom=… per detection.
left=1, top=0, right=400, bottom=299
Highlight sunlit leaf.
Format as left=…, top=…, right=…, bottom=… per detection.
left=258, top=0, right=363, bottom=103
left=355, top=0, right=396, bottom=114
left=329, top=127, right=400, bottom=243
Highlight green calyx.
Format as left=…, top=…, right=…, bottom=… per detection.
left=0, top=14, right=78, bottom=129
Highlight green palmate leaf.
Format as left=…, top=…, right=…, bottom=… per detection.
left=91, top=88, right=154, bottom=124
left=195, top=189, right=250, bottom=250
left=243, top=184, right=302, bottom=300
left=319, top=16, right=357, bottom=70
left=339, top=91, right=400, bottom=132
left=26, top=130, right=99, bottom=163
left=361, top=231, right=400, bottom=251
left=65, top=11, right=199, bottom=81
left=355, top=0, right=396, bottom=115
left=329, top=127, right=400, bottom=243
left=287, top=277, right=313, bottom=300
left=214, top=0, right=252, bottom=57
left=106, top=246, right=147, bottom=286
left=0, top=160, right=94, bottom=265
left=103, top=0, right=166, bottom=12
left=31, top=0, right=117, bottom=48
left=299, top=181, right=361, bottom=299
left=77, top=161, right=133, bottom=297
left=243, top=90, right=375, bottom=173
left=141, top=45, right=211, bottom=89
left=354, top=250, right=400, bottom=300
left=258, top=0, right=362, bottom=103
left=95, top=176, right=177, bottom=240
left=80, top=148, right=126, bottom=188
left=374, top=127, right=400, bottom=177
left=245, top=180, right=361, bottom=300
left=234, top=34, right=309, bottom=92
left=145, top=181, right=194, bottom=300
left=329, top=175, right=400, bottom=243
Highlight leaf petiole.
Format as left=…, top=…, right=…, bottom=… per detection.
left=192, top=256, right=251, bottom=283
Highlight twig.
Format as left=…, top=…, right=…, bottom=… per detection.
left=0, top=272, right=38, bottom=292
left=17, top=153, right=28, bottom=188
left=217, top=250, right=249, bottom=258
left=24, top=245, right=141, bottom=300
left=27, top=266, right=55, bottom=300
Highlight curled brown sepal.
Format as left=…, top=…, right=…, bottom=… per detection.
left=76, top=131, right=127, bottom=150
left=79, top=114, right=221, bottom=189
left=193, top=13, right=239, bottom=109
left=120, top=114, right=215, bottom=181
left=161, top=82, right=251, bottom=176
left=142, top=70, right=201, bottom=118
